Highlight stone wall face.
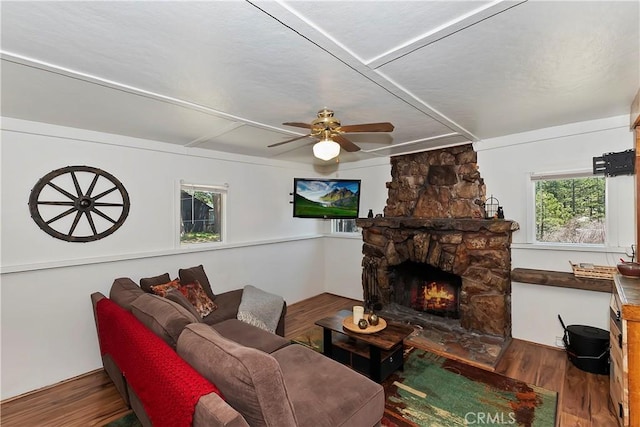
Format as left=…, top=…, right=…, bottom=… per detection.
left=357, top=144, right=517, bottom=338
left=384, top=144, right=486, bottom=219
left=357, top=218, right=517, bottom=337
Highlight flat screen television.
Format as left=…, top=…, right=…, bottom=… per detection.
left=293, top=178, right=361, bottom=219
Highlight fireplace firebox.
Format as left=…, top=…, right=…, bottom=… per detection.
left=390, top=263, right=461, bottom=319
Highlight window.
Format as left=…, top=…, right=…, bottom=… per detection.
left=332, top=218, right=360, bottom=233
left=532, top=174, right=605, bottom=244
left=180, top=183, right=225, bottom=244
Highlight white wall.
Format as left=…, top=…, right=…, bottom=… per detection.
left=323, top=157, right=391, bottom=300
left=1, top=119, right=324, bottom=269
left=0, top=118, right=329, bottom=400
left=476, top=115, right=635, bottom=346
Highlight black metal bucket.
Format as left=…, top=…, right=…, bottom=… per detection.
left=558, top=315, right=609, bottom=375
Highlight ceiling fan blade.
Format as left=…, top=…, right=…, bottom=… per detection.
left=282, top=122, right=312, bottom=129
left=333, top=134, right=360, bottom=152
left=339, top=122, right=394, bottom=133
left=268, top=134, right=313, bottom=148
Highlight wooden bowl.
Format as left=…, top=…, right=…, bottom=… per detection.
left=342, top=316, right=387, bottom=334
left=617, top=262, right=640, bottom=278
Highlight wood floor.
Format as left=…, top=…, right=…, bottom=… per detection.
left=1, top=293, right=617, bottom=426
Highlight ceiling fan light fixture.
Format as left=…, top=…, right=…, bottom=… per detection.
left=274, top=109, right=393, bottom=160
left=313, top=138, right=341, bottom=161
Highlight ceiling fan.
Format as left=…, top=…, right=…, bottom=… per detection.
left=268, top=108, right=394, bottom=161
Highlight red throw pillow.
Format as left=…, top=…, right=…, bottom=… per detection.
left=179, top=281, right=217, bottom=318
left=150, top=279, right=181, bottom=297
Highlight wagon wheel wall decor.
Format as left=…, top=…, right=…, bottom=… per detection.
left=29, top=166, right=130, bottom=242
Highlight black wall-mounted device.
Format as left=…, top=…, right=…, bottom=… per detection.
left=593, top=149, right=635, bottom=177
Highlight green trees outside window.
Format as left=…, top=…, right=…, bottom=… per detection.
left=535, top=176, right=605, bottom=244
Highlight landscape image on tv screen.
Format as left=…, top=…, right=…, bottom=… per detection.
left=293, top=178, right=361, bottom=219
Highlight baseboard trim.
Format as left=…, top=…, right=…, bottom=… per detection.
left=0, top=368, right=104, bottom=404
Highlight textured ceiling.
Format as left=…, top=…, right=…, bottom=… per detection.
left=1, top=1, right=638, bottom=165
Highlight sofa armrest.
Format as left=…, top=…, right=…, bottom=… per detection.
left=91, top=292, right=106, bottom=326
left=91, top=292, right=108, bottom=345
left=91, top=292, right=129, bottom=406
left=275, top=302, right=287, bottom=337
left=194, top=392, right=250, bottom=427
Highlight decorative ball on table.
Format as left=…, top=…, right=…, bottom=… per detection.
left=368, top=312, right=379, bottom=326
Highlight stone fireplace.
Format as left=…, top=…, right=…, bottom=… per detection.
left=356, top=144, right=518, bottom=339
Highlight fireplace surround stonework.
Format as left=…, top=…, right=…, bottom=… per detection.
left=356, top=144, right=519, bottom=338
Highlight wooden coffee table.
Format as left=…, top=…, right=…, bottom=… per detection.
left=315, top=309, right=414, bottom=382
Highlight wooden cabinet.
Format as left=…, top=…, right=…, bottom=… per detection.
left=610, top=274, right=640, bottom=426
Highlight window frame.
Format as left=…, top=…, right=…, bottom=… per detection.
left=177, top=181, right=227, bottom=247
left=527, top=169, right=608, bottom=247
left=331, top=218, right=361, bottom=234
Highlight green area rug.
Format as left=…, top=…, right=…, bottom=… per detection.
left=292, top=326, right=557, bottom=427
left=103, top=412, right=141, bottom=427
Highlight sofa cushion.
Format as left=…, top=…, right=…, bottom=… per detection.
left=179, top=281, right=217, bottom=317
left=109, top=278, right=145, bottom=311
left=201, top=289, right=243, bottom=325
left=130, top=293, right=199, bottom=348
left=179, top=265, right=216, bottom=301
left=272, top=344, right=385, bottom=427
left=177, top=324, right=298, bottom=427
left=139, top=273, right=171, bottom=293
left=165, top=289, right=202, bottom=320
left=211, top=319, right=289, bottom=354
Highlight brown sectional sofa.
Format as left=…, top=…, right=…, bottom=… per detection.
left=137, top=266, right=288, bottom=337
left=92, top=276, right=385, bottom=426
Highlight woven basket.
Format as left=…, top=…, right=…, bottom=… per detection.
left=569, top=261, right=617, bottom=280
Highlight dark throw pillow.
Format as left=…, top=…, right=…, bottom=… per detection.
left=139, top=273, right=171, bottom=293
left=179, top=265, right=215, bottom=301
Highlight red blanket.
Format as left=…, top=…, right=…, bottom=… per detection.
left=96, top=298, right=222, bottom=427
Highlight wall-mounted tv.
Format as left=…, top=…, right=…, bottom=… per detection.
left=293, top=178, right=361, bottom=219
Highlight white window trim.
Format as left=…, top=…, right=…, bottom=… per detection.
left=331, top=218, right=362, bottom=235
left=176, top=180, right=228, bottom=247
left=529, top=168, right=593, bottom=181
left=526, top=169, right=608, bottom=247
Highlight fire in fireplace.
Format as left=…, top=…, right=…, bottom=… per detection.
left=414, top=281, right=459, bottom=314
left=390, top=262, right=461, bottom=319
